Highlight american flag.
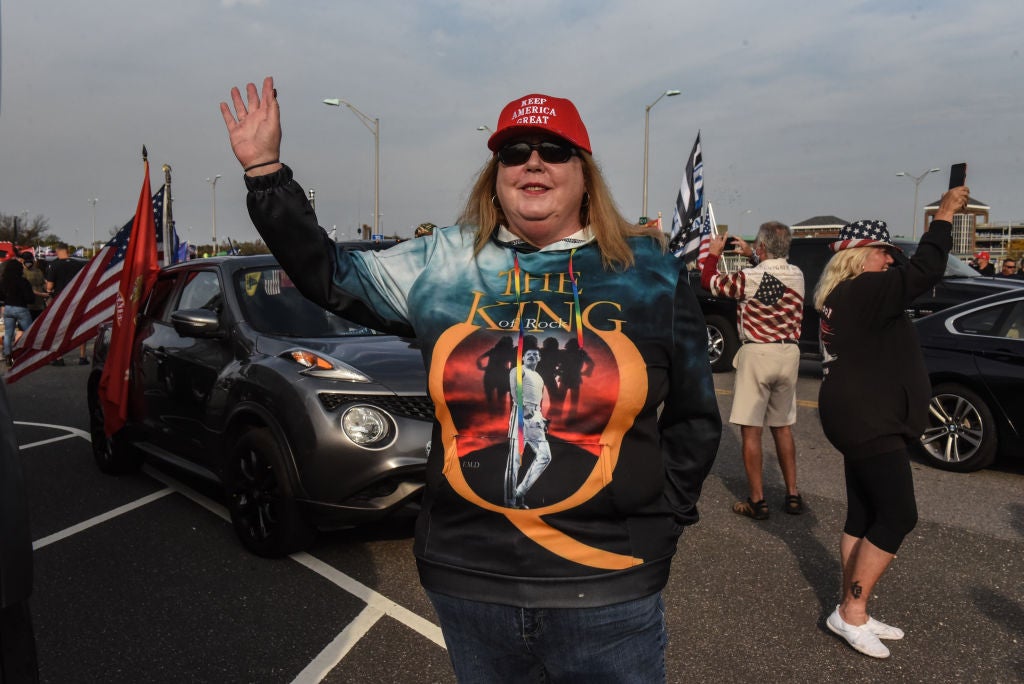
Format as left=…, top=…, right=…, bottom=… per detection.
left=695, top=202, right=718, bottom=270
left=669, top=132, right=704, bottom=260
left=742, top=272, right=804, bottom=342
left=705, top=269, right=803, bottom=343
left=5, top=186, right=168, bottom=383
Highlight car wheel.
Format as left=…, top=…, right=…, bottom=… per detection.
left=87, top=374, right=142, bottom=474
left=919, top=383, right=998, bottom=472
left=705, top=314, right=739, bottom=373
left=224, top=427, right=316, bottom=557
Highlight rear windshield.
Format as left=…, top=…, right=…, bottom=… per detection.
left=893, top=242, right=979, bottom=278
left=235, top=267, right=381, bottom=337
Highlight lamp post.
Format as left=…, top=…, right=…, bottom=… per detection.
left=896, top=168, right=940, bottom=240
left=206, top=175, right=221, bottom=255
left=323, top=98, right=380, bottom=237
left=88, top=198, right=99, bottom=257
left=642, top=89, right=681, bottom=221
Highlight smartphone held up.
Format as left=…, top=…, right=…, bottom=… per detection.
left=949, top=162, right=967, bottom=189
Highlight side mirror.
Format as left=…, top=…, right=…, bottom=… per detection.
left=170, top=308, right=223, bottom=338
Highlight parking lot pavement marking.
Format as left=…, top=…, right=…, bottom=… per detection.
left=142, top=464, right=448, bottom=654
left=290, top=552, right=446, bottom=649
left=290, top=604, right=385, bottom=684
left=14, top=420, right=91, bottom=449
left=143, top=464, right=233, bottom=523
left=31, top=488, right=175, bottom=550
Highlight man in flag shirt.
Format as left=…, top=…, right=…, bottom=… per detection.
left=700, top=222, right=805, bottom=520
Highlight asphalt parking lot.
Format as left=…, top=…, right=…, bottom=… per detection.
left=6, top=358, right=1023, bottom=683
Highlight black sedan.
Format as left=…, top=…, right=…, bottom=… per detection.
left=916, top=289, right=1024, bottom=471
left=87, top=255, right=433, bottom=556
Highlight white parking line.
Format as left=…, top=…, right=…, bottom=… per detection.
left=17, top=420, right=446, bottom=681
left=142, top=464, right=447, bottom=651
left=290, top=605, right=384, bottom=684
left=31, top=489, right=175, bottom=550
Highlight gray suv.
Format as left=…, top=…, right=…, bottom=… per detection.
left=87, top=254, right=432, bottom=557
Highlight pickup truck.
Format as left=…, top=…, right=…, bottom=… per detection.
left=689, top=236, right=1024, bottom=372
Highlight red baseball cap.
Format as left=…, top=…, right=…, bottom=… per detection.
left=975, top=251, right=990, bottom=260
left=486, top=94, right=592, bottom=154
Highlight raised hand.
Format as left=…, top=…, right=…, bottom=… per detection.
left=220, top=76, right=283, bottom=175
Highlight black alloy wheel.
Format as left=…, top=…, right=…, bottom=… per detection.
left=86, top=374, right=142, bottom=474
left=225, top=427, right=315, bottom=557
left=919, top=383, right=998, bottom=472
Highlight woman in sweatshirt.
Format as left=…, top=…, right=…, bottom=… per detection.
left=221, top=77, right=721, bottom=683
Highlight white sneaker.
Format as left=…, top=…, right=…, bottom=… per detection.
left=827, top=607, right=890, bottom=658
left=866, top=616, right=904, bottom=640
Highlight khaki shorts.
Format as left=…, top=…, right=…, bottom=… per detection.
left=729, top=342, right=800, bottom=427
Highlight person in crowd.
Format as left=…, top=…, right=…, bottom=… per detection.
left=44, top=243, right=89, bottom=365
left=813, top=186, right=970, bottom=659
left=997, top=257, right=1021, bottom=279
left=972, top=251, right=995, bottom=275
left=18, top=252, right=47, bottom=321
left=221, top=76, right=721, bottom=682
left=1, top=259, right=35, bottom=369
left=701, top=222, right=805, bottom=519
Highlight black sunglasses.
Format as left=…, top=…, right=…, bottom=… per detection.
left=497, top=141, right=578, bottom=166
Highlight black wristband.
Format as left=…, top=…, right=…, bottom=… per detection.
left=243, top=160, right=280, bottom=173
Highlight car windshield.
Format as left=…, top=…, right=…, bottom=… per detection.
left=892, top=241, right=980, bottom=278
left=235, top=267, right=381, bottom=337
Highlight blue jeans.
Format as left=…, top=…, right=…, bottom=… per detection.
left=3, top=305, right=33, bottom=356
left=426, top=590, right=666, bottom=683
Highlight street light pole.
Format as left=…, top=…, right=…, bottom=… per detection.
left=896, top=168, right=941, bottom=240
left=88, top=198, right=99, bottom=257
left=642, top=89, right=681, bottom=221
left=206, top=175, right=221, bottom=254
left=323, top=98, right=381, bottom=238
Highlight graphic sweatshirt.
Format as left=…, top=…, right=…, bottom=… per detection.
left=245, top=166, right=722, bottom=608
left=818, top=221, right=952, bottom=459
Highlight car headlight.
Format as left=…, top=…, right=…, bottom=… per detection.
left=341, top=405, right=394, bottom=447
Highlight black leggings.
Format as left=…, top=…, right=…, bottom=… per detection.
left=843, top=448, right=918, bottom=554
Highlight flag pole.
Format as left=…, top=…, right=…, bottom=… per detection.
left=162, top=163, right=173, bottom=266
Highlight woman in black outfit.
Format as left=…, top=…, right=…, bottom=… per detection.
left=1, top=259, right=36, bottom=368
left=813, top=186, right=969, bottom=659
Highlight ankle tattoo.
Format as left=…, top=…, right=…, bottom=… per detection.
left=851, top=580, right=863, bottom=599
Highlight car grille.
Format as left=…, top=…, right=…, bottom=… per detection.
left=318, top=393, right=434, bottom=420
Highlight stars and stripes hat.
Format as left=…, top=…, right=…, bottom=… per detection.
left=487, top=94, right=592, bottom=154
left=830, top=219, right=902, bottom=253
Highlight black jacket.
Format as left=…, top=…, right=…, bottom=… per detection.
left=818, top=221, right=952, bottom=458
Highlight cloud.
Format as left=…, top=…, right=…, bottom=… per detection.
left=1, top=0, right=1021, bottom=246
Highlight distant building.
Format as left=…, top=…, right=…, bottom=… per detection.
left=970, top=220, right=1024, bottom=261
left=790, top=215, right=847, bottom=238
left=923, top=196, right=990, bottom=260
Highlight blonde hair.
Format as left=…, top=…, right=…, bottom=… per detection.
left=457, top=151, right=665, bottom=271
left=813, top=248, right=873, bottom=310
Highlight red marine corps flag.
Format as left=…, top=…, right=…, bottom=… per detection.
left=97, top=148, right=160, bottom=436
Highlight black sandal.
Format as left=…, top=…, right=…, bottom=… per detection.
left=784, top=493, right=804, bottom=515
left=732, top=498, right=769, bottom=520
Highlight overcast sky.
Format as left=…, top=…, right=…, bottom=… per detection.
left=1, top=0, right=1021, bottom=248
